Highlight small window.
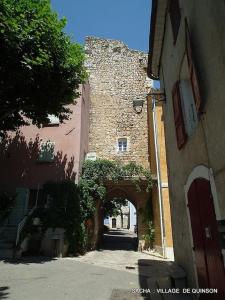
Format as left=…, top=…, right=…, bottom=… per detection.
left=38, top=141, right=55, bottom=162
left=43, top=114, right=59, bottom=127
left=118, top=138, right=127, bottom=152
left=169, top=0, right=181, bottom=44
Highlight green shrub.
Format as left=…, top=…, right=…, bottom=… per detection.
left=142, top=221, right=155, bottom=249
left=21, top=180, right=87, bottom=255
left=79, top=159, right=153, bottom=220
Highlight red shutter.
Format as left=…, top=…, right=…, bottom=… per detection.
left=172, top=81, right=187, bottom=149
left=185, top=20, right=202, bottom=113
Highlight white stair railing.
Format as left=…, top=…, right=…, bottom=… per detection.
left=15, top=205, right=37, bottom=246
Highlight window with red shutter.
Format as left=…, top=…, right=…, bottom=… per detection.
left=169, top=0, right=181, bottom=43
left=185, top=20, right=202, bottom=113
left=172, top=81, right=187, bottom=149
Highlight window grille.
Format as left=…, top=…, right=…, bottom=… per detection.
left=38, top=141, right=55, bottom=162
left=118, top=138, right=127, bottom=152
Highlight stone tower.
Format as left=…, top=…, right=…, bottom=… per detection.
left=85, top=37, right=152, bottom=167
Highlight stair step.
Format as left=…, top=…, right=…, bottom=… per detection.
left=2, top=231, right=17, bottom=237
left=0, top=241, right=14, bottom=249
left=0, top=248, right=14, bottom=259
left=0, top=226, right=17, bottom=240
left=156, top=278, right=192, bottom=300
left=146, top=279, right=162, bottom=300
left=157, top=277, right=171, bottom=287
left=3, top=227, right=17, bottom=232
left=166, top=263, right=187, bottom=290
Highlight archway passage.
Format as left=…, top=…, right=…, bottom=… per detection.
left=91, top=179, right=150, bottom=251
left=103, top=199, right=138, bottom=251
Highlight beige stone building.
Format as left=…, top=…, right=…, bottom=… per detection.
left=85, top=37, right=151, bottom=248
left=148, top=0, right=225, bottom=293
left=106, top=205, right=130, bottom=230
left=85, top=37, right=173, bottom=256
left=85, top=37, right=150, bottom=167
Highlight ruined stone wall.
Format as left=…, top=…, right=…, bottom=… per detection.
left=85, top=37, right=152, bottom=168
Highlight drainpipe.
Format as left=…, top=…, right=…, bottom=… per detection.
left=152, top=97, right=166, bottom=258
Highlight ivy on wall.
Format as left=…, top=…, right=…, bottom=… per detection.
left=21, top=181, right=87, bottom=255
left=79, top=159, right=153, bottom=219
left=20, top=160, right=153, bottom=256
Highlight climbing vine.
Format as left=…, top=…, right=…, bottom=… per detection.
left=79, top=159, right=153, bottom=219
left=20, top=160, right=152, bottom=256
left=21, top=180, right=87, bottom=255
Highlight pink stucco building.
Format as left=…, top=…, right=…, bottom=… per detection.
left=0, top=83, right=90, bottom=197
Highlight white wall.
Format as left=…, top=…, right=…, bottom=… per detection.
left=129, top=202, right=136, bottom=232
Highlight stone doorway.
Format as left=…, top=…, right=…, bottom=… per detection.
left=103, top=198, right=138, bottom=251
left=90, top=179, right=150, bottom=251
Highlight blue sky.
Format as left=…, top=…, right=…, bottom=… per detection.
left=51, top=0, right=151, bottom=52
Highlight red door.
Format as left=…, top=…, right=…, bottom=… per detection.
left=188, top=178, right=225, bottom=299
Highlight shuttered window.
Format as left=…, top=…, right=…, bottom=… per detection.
left=38, top=141, right=55, bottom=162
left=169, top=0, right=181, bottom=43
left=185, top=20, right=202, bottom=113
left=42, top=114, right=60, bottom=127
left=118, top=138, right=127, bottom=152
left=172, top=81, right=187, bottom=149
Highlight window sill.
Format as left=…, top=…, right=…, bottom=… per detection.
left=117, top=151, right=128, bottom=154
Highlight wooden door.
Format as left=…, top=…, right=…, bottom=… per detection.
left=188, top=178, right=225, bottom=298
left=112, top=218, right=116, bottom=228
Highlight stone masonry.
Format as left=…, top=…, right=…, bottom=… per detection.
left=85, top=37, right=152, bottom=168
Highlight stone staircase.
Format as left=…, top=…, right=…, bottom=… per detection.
left=0, top=225, right=17, bottom=259
left=0, top=188, right=30, bottom=259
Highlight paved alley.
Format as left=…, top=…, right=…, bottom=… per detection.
left=0, top=229, right=184, bottom=300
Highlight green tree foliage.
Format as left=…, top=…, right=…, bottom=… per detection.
left=42, top=181, right=87, bottom=254
left=22, top=181, right=87, bottom=255
left=0, top=0, right=86, bottom=135
left=79, top=159, right=152, bottom=220
left=142, top=221, right=155, bottom=249
left=103, top=198, right=128, bottom=218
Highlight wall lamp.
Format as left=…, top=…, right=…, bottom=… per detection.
left=133, top=99, right=144, bottom=113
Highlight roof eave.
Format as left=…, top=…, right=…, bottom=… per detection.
left=147, top=0, right=168, bottom=80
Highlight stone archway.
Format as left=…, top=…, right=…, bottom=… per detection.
left=91, top=179, right=150, bottom=251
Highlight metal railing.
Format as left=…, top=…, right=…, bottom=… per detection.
left=15, top=205, right=36, bottom=246
left=15, top=185, right=40, bottom=246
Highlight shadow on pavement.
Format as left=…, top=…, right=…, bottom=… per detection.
left=0, top=287, right=9, bottom=299
left=138, top=258, right=173, bottom=299
left=138, top=259, right=172, bottom=278
left=1, top=256, right=57, bottom=265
